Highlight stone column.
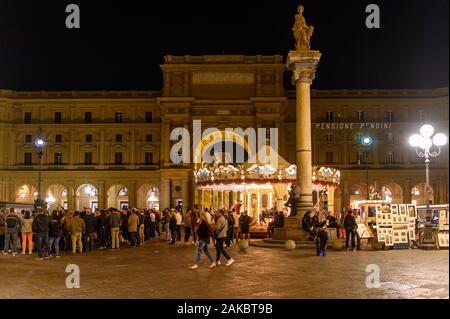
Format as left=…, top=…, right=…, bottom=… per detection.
left=128, top=180, right=137, bottom=208
left=98, top=180, right=106, bottom=209
left=161, top=179, right=171, bottom=209
left=287, top=50, right=321, bottom=220
left=327, top=186, right=335, bottom=214
left=182, top=179, right=189, bottom=213
left=404, top=179, right=412, bottom=204
left=68, top=181, right=76, bottom=211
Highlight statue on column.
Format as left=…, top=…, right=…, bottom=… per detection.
left=286, top=183, right=300, bottom=216
left=292, top=4, right=314, bottom=51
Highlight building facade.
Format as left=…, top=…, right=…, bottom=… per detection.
left=0, top=55, right=448, bottom=214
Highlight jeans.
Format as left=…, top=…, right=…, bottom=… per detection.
left=22, top=232, right=33, bottom=253
left=215, top=237, right=231, bottom=262
left=194, top=240, right=213, bottom=264
left=184, top=227, right=191, bottom=243
left=64, top=231, right=72, bottom=251
left=4, top=232, right=19, bottom=253
left=176, top=225, right=182, bottom=242
left=170, top=230, right=177, bottom=244
left=0, top=234, right=5, bottom=251
left=98, top=228, right=106, bottom=247
left=164, top=223, right=170, bottom=240
left=346, top=229, right=356, bottom=249
left=71, top=232, right=83, bottom=253
left=315, top=233, right=328, bottom=255
left=36, top=232, right=50, bottom=258
left=49, top=236, right=60, bottom=256
left=191, top=226, right=198, bottom=243
left=111, top=227, right=120, bottom=249
left=129, top=232, right=137, bottom=246
left=85, top=231, right=95, bottom=252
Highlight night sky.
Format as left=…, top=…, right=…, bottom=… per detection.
left=0, top=0, right=448, bottom=91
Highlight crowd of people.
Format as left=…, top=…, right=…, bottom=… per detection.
left=0, top=205, right=255, bottom=266
left=0, top=204, right=364, bottom=263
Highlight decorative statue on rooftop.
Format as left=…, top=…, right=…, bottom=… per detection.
left=292, top=4, right=314, bottom=51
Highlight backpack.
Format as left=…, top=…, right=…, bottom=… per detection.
left=50, top=220, right=61, bottom=237
left=6, top=215, right=17, bottom=228
left=0, top=215, right=5, bottom=227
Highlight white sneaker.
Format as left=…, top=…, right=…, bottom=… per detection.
left=189, top=264, right=199, bottom=270
left=226, top=258, right=234, bottom=266
left=217, top=260, right=221, bottom=265
left=208, top=262, right=217, bottom=269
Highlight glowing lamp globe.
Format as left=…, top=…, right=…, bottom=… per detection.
left=433, top=133, right=447, bottom=147
left=409, top=134, right=422, bottom=148
left=35, top=139, right=45, bottom=147
left=420, top=124, right=434, bottom=138
left=419, top=137, right=433, bottom=150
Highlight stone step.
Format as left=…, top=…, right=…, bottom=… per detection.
left=249, top=238, right=344, bottom=249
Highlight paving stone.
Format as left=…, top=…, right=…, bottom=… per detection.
left=0, top=239, right=448, bottom=299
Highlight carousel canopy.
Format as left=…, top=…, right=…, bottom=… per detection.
left=194, top=146, right=340, bottom=190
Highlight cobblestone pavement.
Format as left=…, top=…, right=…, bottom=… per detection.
left=0, top=239, right=448, bottom=299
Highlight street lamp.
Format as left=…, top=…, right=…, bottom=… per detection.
left=409, top=124, right=447, bottom=250
left=361, top=136, right=373, bottom=201
left=34, top=137, right=46, bottom=202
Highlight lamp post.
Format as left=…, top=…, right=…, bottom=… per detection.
left=409, top=124, right=447, bottom=250
left=362, top=136, right=373, bottom=201
left=34, top=137, right=45, bottom=204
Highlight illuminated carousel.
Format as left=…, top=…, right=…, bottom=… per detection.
left=194, top=150, right=340, bottom=234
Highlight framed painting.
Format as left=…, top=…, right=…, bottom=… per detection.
left=407, top=204, right=417, bottom=218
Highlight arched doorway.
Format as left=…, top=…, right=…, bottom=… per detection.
left=46, top=184, right=68, bottom=211
left=107, top=185, right=129, bottom=209
left=137, top=184, right=160, bottom=209
left=76, top=184, right=98, bottom=211
left=411, top=183, right=434, bottom=205
left=15, top=184, right=37, bottom=203
left=381, top=183, right=403, bottom=204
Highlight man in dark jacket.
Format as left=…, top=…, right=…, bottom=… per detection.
left=95, top=210, right=106, bottom=249
left=302, top=211, right=314, bottom=240
left=3, top=208, right=20, bottom=256
left=83, top=209, right=96, bottom=252
left=168, top=211, right=178, bottom=245
left=344, top=210, right=358, bottom=251
left=32, top=209, right=51, bottom=260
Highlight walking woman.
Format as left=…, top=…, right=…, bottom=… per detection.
left=21, top=211, right=33, bottom=255
left=189, top=213, right=216, bottom=270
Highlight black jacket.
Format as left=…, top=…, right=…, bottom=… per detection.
left=33, top=215, right=50, bottom=233
left=344, top=214, right=358, bottom=230
left=196, top=221, right=213, bottom=244
left=83, top=213, right=96, bottom=232
left=49, top=219, right=61, bottom=237
left=169, top=215, right=177, bottom=231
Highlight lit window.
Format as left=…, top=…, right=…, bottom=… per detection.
left=357, top=111, right=364, bottom=123
left=387, top=152, right=395, bottom=164
left=326, top=111, right=333, bottom=123
left=115, top=112, right=123, bottom=123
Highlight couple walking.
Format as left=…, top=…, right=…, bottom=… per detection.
left=189, top=210, right=234, bottom=270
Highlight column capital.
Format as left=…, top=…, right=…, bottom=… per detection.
left=287, top=50, right=322, bottom=85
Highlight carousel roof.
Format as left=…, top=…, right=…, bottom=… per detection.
left=194, top=146, right=340, bottom=189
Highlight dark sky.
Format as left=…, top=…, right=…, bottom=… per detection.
left=0, top=0, right=448, bottom=91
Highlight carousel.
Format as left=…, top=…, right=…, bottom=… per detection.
left=194, top=148, right=340, bottom=233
